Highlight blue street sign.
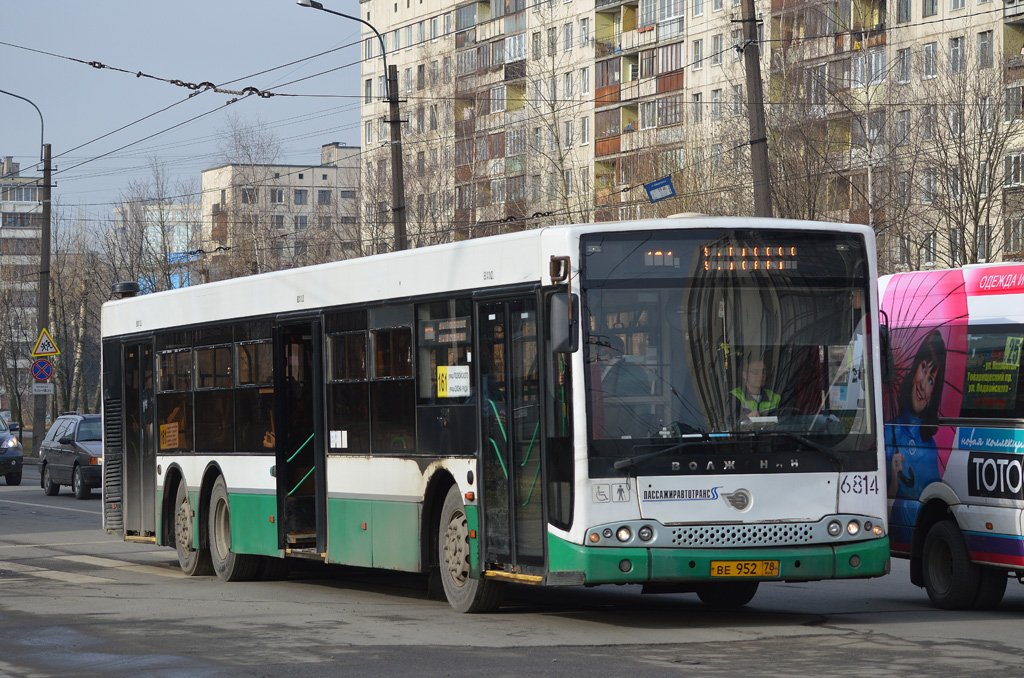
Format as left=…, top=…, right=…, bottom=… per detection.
left=644, top=176, right=676, bottom=203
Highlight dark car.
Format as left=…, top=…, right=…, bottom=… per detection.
left=0, top=416, right=23, bottom=486
left=39, top=413, right=102, bottom=499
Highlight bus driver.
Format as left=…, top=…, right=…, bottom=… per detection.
left=731, top=357, right=780, bottom=419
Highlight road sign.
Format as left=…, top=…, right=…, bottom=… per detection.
left=31, top=358, right=53, bottom=382
left=32, top=382, right=54, bottom=395
left=644, top=176, right=676, bottom=203
left=31, top=328, right=60, bottom=357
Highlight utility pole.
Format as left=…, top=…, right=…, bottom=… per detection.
left=387, top=64, right=408, bottom=251
left=740, top=0, right=773, bottom=218
left=31, top=143, right=51, bottom=455
left=295, top=1, right=408, bottom=250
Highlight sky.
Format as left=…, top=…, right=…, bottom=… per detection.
left=2, top=1, right=363, bottom=230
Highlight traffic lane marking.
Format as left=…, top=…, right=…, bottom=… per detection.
left=0, top=560, right=113, bottom=584
left=0, top=498, right=101, bottom=515
left=56, top=555, right=188, bottom=578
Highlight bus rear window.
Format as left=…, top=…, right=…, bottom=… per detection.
left=961, top=328, right=1024, bottom=419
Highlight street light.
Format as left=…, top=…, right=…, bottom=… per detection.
left=297, top=0, right=408, bottom=250
left=0, top=89, right=52, bottom=455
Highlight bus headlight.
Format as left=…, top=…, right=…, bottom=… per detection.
left=827, top=520, right=842, bottom=537
left=638, top=525, right=654, bottom=542
left=846, top=520, right=861, bottom=536
left=616, top=526, right=632, bottom=542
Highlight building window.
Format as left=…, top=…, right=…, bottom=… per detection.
left=895, top=48, right=911, bottom=83
left=950, top=0, right=964, bottom=9
left=921, top=168, right=936, bottom=204
left=895, top=109, right=911, bottom=146
left=692, top=39, right=704, bottom=69
left=491, top=86, right=506, bottom=112
left=295, top=189, right=308, bottom=205
left=564, top=23, right=573, bottom=51
left=692, top=92, right=703, bottom=123
left=923, top=231, right=937, bottom=265
left=581, top=116, right=590, bottom=144
left=922, top=104, right=936, bottom=141
left=711, top=89, right=722, bottom=120
left=977, top=223, right=990, bottom=262
left=273, top=215, right=285, bottom=229
left=950, top=228, right=964, bottom=266
left=1005, top=151, right=1024, bottom=187
left=295, top=215, right=308, bottom=231
left=580, top=18, right=590, bottom=46
left=949, top=37, right=964, bottom=74
left=897, top=0, right=911, bottom=22
left=241, top=188, right=257, bottom=204
left=563, top=119, right=574, bottom=147
left=318, top=190, right=331, bottom=206
left=923, top=0, right=937, bottom=17
left=923, top=42, right=937, bottom=78
left=978, top=31, right=993, bottom=69
left=1006, top=86, right=1024, bottom=122
left=365, top=79, right=372, bottom=103
left=269, top=188, right=284, bottom=204
left=711, top=34, right=723, bottom=66
left=1005, top=218, right=1024, bottom=255
left=732, top=84, right=743, bottom=116
left=581, top=66, right=590, bottom=94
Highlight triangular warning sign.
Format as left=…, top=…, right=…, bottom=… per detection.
left=31, top=328, right=60, bottom=357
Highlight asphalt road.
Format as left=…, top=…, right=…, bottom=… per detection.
left=1, top=464, right=1022, bottom=678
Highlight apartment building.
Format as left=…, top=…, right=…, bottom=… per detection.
left=358, top=0, right=1024, bottom=271
left=200, top=143, right=361, bottom=281
left=112, top=200, right=201, bottom=291
left=0, top=156, right=43, bottom=410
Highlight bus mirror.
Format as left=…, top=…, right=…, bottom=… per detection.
left=549, top=293, right=579, bottom=354
left=879, top=317, right=895, bottom=385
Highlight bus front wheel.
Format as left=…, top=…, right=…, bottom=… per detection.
left=438, top=485, right=504, bottom=613
left=695, top=581, right=759, bottom=607
left=922, top=519, right=979, bottom=610
left=208, top=476, right=260, bottom=582
left=175, top=482, right=213, bottom=576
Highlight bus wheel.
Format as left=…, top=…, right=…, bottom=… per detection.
left=696, top=581, right=759, bottom=607
left=174, top=482, right=212, bottom=576
left=439, top=485, right=504, bottom=613
left=208, top=476, right=260, bottom=582
left=922, top=519, right=979, bottom=610
left=257, top=556, right=290, bottom=581
left=973, top=567, right=1008, bottom=609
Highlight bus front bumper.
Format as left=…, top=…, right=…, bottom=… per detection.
left=546, top=533, right=891, bottom=586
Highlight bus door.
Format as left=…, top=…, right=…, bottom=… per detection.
left=273, top=320, right=326, bottom=554
left=122, top=341, right=157, bottom=540
left=477, top=297, right=545, bottom=569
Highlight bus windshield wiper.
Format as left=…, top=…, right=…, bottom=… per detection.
left=751, top=430, right=845, bottom=470
left=613, top=434, right=721, bottom=470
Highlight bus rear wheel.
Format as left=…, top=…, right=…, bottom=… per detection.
left=439, top=485, right=503, bottom=613
left=175, top=482, right=212, bottom=576
left=922, top=519, right=979, bottom=610
left=208, top=476, right=260, bottom=582
left=695, top=581, right=759, bottom=607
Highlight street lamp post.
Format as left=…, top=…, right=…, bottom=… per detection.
left=0, top=89, right=52, bottom=454
left=297, top=0, right=408, bottom=251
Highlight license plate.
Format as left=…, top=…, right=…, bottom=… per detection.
left=710, top=560, right=780, bottom=577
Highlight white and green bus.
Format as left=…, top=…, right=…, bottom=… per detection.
left=101, top=217, right=890, bottom=612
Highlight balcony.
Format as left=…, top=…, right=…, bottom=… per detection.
left=597, top=39, right=621, bottom=57
left=1008, top=0, right=1024, bottom=22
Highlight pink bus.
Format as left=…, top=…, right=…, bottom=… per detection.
left=880, top=264, right=1024, bottom=609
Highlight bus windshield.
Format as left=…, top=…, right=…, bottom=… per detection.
left=582, top=228, right=876, bottom=473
